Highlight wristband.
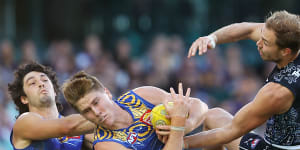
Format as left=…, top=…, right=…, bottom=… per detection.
left=207, top=35, right=216, bottom=48
left=170, top=126, right=185, bottom=131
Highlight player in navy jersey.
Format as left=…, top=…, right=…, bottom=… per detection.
left=62, top=71, right=208, bottom=150
left=8, top=62, right=95, bottom=150
left=183, top=10, right=300, bottom=150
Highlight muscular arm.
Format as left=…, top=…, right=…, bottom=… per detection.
left=94, top=142, right=131, bottom=150
left=184, top=82, right=294, bottom=148
left=212, top=22, right=264, bottom=44
left=188, top=22, right=264, bottom=57
left=13, top=113, right=95, bottom=141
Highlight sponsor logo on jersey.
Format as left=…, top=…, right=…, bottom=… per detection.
left=251, top=139, right=260, bottom=149
left=127, top=132, right=138, bottom=144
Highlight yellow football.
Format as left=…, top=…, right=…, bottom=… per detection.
left=150, top=104, right=171, bottom=129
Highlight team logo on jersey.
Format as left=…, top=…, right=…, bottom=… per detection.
left=57, top=136, right=81, bottom=143
left=127, top=132, right=138, bottom=144
left=274, top=64, right=300, bottom=84
left=292, top=69, right=300, bottom=78
left=140, top=109, right=152, bottom=126
left=251, top=139, right=260, bottom=149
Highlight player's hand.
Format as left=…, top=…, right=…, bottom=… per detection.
left=164, top=83, right=191, bottom=118
left=156, top=125, right=170, bottom=144
left=188, top=35, right=216, bottom=58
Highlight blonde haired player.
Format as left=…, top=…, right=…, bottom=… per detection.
left=62, top=71, right=208, bottom=150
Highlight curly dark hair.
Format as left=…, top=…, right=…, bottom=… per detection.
left=8, top=62, right=63, bottom=117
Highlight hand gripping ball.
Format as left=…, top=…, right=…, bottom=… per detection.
left=150, top=103, right=173, bottom=129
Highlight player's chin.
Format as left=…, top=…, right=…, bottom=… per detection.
left=100, top=119, right=113, bottom=128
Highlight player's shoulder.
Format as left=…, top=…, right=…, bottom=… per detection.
left=14, top=112, right=43, bottom=126
left=263, top=82, right=294, bottom=99
left=259, top=82, right=294, bottom=112
left=132, top=86, right=166, bottom=93
left=17, top=112, right=42, bottom=120
left=132, top=86, right=168, bottom=105
left=191, top=98, right=208, bottom=109
left=13, top=112, right=43, bottom=133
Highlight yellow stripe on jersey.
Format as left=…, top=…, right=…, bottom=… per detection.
left=95, top=127, right=113, bottom=140
left=112, top=129, right=128, bottom=141
left=133, top=97, right=141, bottom=108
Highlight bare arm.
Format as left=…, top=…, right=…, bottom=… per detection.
left=184, top=82, right=294, bottom=148
left=162, top=117, right=186, bottom=150
left=94, top=142, right=131, bottom=150
left=83, top=133, right=94, bottom=150
left=213, top=22, right=263, bottom=44
left=13, top=113, right=95, bottom=141
left=188, top=22, right=264, bottom=57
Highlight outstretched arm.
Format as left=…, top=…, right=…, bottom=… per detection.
left=188, top=22, right=264, bottom=57
left=184, top=82, right=294, bottom=148
left=13, top=113, right=95, bottom=141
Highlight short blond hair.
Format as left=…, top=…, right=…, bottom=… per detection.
left=62, top=71, right=105, bottom=111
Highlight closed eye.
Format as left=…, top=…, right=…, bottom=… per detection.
left=92, top=99, right=99, bottom=105
left=82, top=108, right=91, bottom=114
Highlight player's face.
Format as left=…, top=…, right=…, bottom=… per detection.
left=256, top=26, right=283, bottom=63
left=22, top=71, right=56, bottom=107
left=76, top=90, right=116, bottom=128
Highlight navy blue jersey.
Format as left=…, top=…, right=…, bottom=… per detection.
left=264, top=55, right=300, bottom=149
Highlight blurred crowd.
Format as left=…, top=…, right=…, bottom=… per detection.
left=0, top=33, right=273, bottom=149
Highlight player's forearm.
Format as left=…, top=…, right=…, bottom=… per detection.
left=211, top=22, right=261, bottom=44
left=163, top=131, right=184, bottom=150
left=184, top=126, right=238, bottom=148
left=63, top=114, right=95, bottom=136
left=83, top=134, right=94, bottom=150
left=163, top=117, right=186, bottom=150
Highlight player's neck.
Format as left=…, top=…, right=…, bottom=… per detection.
left=29, top=104, right=59, bottom=119
left=111, top=105, right=133, bottom=130
left=277, top=51, right=300, bottom=69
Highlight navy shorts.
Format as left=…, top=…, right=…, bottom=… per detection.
left=239, top=133, right=283, bottom=150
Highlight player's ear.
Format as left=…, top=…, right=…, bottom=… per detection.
left=281, top=48, right=292, bottom=56
left=104, top=88, right=113, bottom=100
left=21, top=96, right=29, bottom=104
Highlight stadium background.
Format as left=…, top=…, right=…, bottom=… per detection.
left=0, top=0, right=299, bottom=149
